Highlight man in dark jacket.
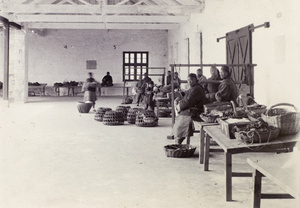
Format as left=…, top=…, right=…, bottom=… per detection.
left=172, top=73, right=207, bottom=144
left=215, top=66, right=238, bottom=104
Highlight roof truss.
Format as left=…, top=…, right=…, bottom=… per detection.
left=0, top=0, right=205, bottom=30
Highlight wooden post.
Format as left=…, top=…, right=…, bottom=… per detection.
left=171, top=65, right=175, bottom=126
left=2, top=18, right=9, bottom=100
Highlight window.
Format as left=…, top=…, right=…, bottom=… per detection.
left=123, top=51, right=149, bottom=81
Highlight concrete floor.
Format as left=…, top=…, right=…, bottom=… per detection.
left=0, top=96, right=299, bottom=208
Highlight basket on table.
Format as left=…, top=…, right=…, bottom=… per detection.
left=103, top=110, right=124, bottom=125
left=77, top=101, right=93, bottom=113
left=164, top=144, right=196, bottom=158
left=127, top=108, right=143, bottom=124
left=136, top=110, right=158, bottom=127
left=116, top=106, right=130, bottom=121
left=234, top=127, right=280, bottom=144
left=94, top=107, right=112, bottom=122
left=200, top=114, right=220, bottom=123
left=261, top=103, right=300, bottom=135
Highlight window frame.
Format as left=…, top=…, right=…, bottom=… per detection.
left=123, top=51, right=149, bottom=81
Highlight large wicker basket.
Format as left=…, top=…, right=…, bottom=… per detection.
left=164, top=144, right=196, bottom=158
left=127, top=108, right=143, bottom=124
left=116, top=106, right=130, bottom=121
left=261, top=103, right=300, bottom=135
left=94, top=107, right=112, bottom=122
left=136, top=110, right=158, bottom=127
left=77, top=101, right=93, bottom=113
left=103, top=110, right=124, bottom=125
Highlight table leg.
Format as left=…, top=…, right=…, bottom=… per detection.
left=156, top=101, right=160, bottom=117
left=204, top=133, right=210, bottom=171
left=199, top=127, right=204, bottom=164
left=253, top=169, right=262, bottom=208
left=225, top=152, right=232, bottom=201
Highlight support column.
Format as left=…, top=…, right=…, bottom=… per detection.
left=9, top=28, right=28, bottom=103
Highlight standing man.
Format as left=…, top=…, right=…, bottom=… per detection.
left=172, top=73, right=207, bottom=144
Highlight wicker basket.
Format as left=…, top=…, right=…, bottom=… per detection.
left=164, top=144, right=196, bottom=158
left=261, top=103, right=300, bottom=135
left=103, top=110, right=124, bottom=125
left=200, top=114, right=219, bottom=123
left=116, top=106, right=130, bottom=121
left=77, top=101, right=93, bottom=113
left=158, top=109, right=172, bottom=117
left=136, top=110, right=158, bottom=127
left=127, top=108, right=142, bottom=124
left=234, top=128, right=280, bottom=144
left=94, top=107, right=112, bottom=122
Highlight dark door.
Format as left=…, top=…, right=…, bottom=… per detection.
left=226, top=24, right=254, bottom=101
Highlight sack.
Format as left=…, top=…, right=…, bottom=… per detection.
left=125, top=96, right=133, bottom=104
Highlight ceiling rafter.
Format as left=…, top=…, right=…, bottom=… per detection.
left=1, top=0, right=204, bottom=30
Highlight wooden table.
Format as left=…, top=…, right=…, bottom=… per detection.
left=54, top=86, right=82, bottom=96
left=203, top=125, right=299, bottom=201
left=193, top=120, right=219, bottom=164
left=247, top=153, right=299, bottom=208
left=28, top=83, right=47, bottom=96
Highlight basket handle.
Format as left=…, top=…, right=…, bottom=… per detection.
left=265, top=103, right=299, bottom=115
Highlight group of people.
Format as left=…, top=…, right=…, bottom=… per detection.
left=135, top=73, right=155, bottom=111
left=172, top=65, right=238, bottom=144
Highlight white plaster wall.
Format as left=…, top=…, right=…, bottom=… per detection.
left=27, top=29, right=168, bottom=86
left=168, top=0, right=300, bottom=108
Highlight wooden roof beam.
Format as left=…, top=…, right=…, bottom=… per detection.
left=1, top=4, right=203, bottom=14
left=12, top=14, right=189, bottom=23
left=26, top=22, right=180, bottom=29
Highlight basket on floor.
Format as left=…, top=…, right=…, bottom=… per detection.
left=136, top=110, right=158, bottom=127
left=158, top=109, right=172, bottom=117
left=116, top=106, right=130, bottom=121
left=127, top=108, right=143, bottom=124
left=77, top=101, right=93, bottom=113
left=234, top=127, right=280, bottom=144
left=261, top=103, right=300, bottom=135
left=103, top=110, right=124, bottom=125
left=164, top=144, right=196, bottom=158
left=94, top=107, right=112, bottom=122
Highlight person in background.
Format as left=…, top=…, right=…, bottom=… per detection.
left=173, top=72, right=181, bottom=90
left=172, top=73, right=207, bottom=144
left=215, top=65, right=238, bottom=104
left=101, top=71, right=113, bottom=86
left=196, top=68, right=207, bottom=91
left=144, top=81, right=155, bottom=111
left=136, top=75, right=147, bottom=106
left=205, top=66, right=221, bottom=103
left=142, top=72, right=152, bottom=84
left=82, top=72, right=100, bottom=111
left=166, top=70, right=171, bottom=85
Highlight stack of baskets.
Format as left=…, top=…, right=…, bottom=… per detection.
left=127, top=108, right=143, bottom=124
left=94, top=107, right=112, bottom=122
left=116, top=106, right=130, bottom=121
left=261, top=103, right=300, bottom=135
left=77, top=101, right=93, bottom=113
left=164, top=144, right=196, bottom=158
left=103, top=110, right=124, bottom=125
left=136, top=110, right=158, bottom=127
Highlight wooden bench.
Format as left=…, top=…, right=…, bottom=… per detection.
left=247, top=153, right=299, bottom=208
left=100, top=83, right=130, bottom=97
